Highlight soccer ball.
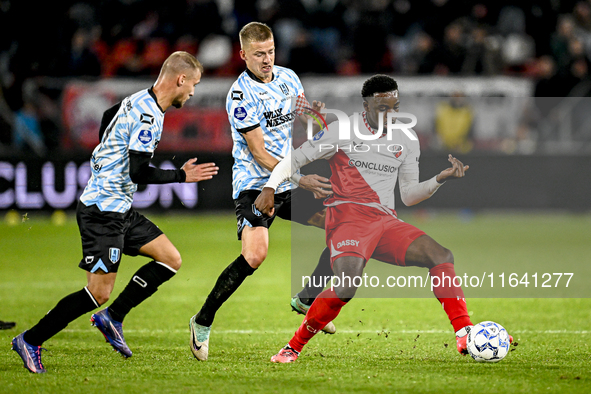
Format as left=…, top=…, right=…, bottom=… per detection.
left=466, top=321, right=511, bottom=362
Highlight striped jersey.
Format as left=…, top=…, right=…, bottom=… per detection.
left=226, top=66, right=304, bottom=199
left=80, top=88, right=164, bottom=213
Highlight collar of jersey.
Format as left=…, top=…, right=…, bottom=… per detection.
left=148, top=87, right=165, bottom=113
left=245, top=68, right=275, bottom=83
left=363, top=111, right=390, bottom=138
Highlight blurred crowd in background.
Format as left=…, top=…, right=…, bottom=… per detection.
left=2, top=0, right=591, bottom=156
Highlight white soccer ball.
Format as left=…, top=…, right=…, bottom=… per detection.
left=466, top=321, right=511, bottom=363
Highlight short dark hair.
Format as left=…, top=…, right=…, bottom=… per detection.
left=239, top=22, right=273, bottom=48
left=361, top=75, right=399, bottom=100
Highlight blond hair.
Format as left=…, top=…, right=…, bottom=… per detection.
left=239, top=22, right=273, bottom=48
left=160, top=51, right=203, bottom=76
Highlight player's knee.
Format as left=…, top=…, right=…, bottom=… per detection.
left=163, top=252, right=182, bottom=271
left=243, top=249, right=267, bottom=268
left=431, top=247, right=454, bottom=267
left=334, top=285, right=357, bottom=302
left=91, top=289, right=111, bottom=306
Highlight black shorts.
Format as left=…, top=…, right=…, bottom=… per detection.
left=290, top=187, right=327, bottom=225
left=234, top=188, right=326, bottom=240
left=76, top=202, right=163, bottom=273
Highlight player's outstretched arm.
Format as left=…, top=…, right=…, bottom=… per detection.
left=182, top=159, right=219, bottom=183
left=435, top=154, right=469, bottom=183
left=398, top=154, right=468, bottom=207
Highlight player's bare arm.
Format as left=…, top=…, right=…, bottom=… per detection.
left=436, top=154, right=469, bottom=183
left=182, top=159, right=219, bottom=182
left=243, top=127, right=279, bottom=171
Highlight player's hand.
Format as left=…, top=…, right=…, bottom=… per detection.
left=182, top=159, right=219, bottom=183
left=436, top=154, right=469, bottom=183
left=311, top=100, right=326, bottom=115
left=298, top=174, right=332, bottom=199
left=255, top=187, right=276, bottom=217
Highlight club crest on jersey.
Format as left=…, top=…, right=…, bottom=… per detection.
left=139, top=129, right=153, bottom=144
left=140, top=113, right=154, bottom=125
left=391, top=144, right=403, bottom=158
left=234, top=106, right=247, bottom=120
left=109, top=247, right=121, bottom=264
left=231, top=90, right=244, bottom=101
left=279, top=83, right=290, bottom=96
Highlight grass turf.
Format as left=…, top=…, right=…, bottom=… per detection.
left=0, top=210, right=590, bottom=393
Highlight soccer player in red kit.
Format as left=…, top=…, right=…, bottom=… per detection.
left=255, top=74, right=512, bottom=363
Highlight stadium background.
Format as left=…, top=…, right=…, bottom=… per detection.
left=1, top=2, right=591, bottom=392
left=0, top=0, right=590, bottom=213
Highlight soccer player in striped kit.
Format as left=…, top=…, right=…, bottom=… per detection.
left=257, top=75, right=512, bottom=363
left=12, top=51, right=218, bottom=373
left=189, top=22, right=335, bottom=361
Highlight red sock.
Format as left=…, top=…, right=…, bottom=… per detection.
left=429, top=263, right=472, bottom=332
left=288, top=289, right=347, bottom=352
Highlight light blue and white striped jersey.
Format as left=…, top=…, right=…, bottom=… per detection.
left=226, top=66, right=304, bottom=199
left=80, top=88, right=164, bottom=213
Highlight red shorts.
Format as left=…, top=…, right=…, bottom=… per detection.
left=325, top=203, right=425, bottom=266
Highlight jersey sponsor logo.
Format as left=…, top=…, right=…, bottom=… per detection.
left=109, top=247, right=121, bottom=264
left=139, top=129, right=153, bottom=144
left=336, top=239, right=360, bottom=249
left=263, top=109, right=296, bottom=128
left=140, top=113, right=155, bottom=125
left=313, top=130, right=324, bottom=141
left=234, top=106, right=247, bottom=120
left=348, top=159, right=397, bottom=173
left=279, top=83, right=290, bottom=96
left=231, top=90, right=244, bottom=101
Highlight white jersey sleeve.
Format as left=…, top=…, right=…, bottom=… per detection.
left=264, top=120, right=340, bottom=190
left=294, top=120, right=342, bottom=163
left=397, top=130, right=443, bottom=206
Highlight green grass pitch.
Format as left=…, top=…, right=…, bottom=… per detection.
left=0, top=210, right=590, bottom=393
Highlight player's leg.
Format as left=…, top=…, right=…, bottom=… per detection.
left=294, top=208, right=332, bottom=305
left=106, top=234, right=180, bottom=323
left=272, top=255, right=364, bottom=363
left=190, top=226, right=263, bottom=360
left=12, top=202, right=117, bottom=372
left=195, top=224, right=265, bottom=327
left=404, top=234, right=473, bottom=354
left=286, top=189, right=336, bottom=333
left=91, top=209, right=169, bottom=358
left=370, top=217, right=474, bottom=354
left=190, top=190, right=276, bottom=360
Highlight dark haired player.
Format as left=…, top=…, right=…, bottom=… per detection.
left=189, top=22, right=336, bottom=361
left=11, top=52, right=218, bottom=373
left=257, top=75, right=512, bottom=363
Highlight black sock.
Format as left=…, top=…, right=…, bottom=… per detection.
left=195, top=255, right=256, bottom=327
left=298, top=247, right=333, bottom=306
left=108, top=261, right=176, bottom=323
left=24, top=287, right=99, bottom=346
